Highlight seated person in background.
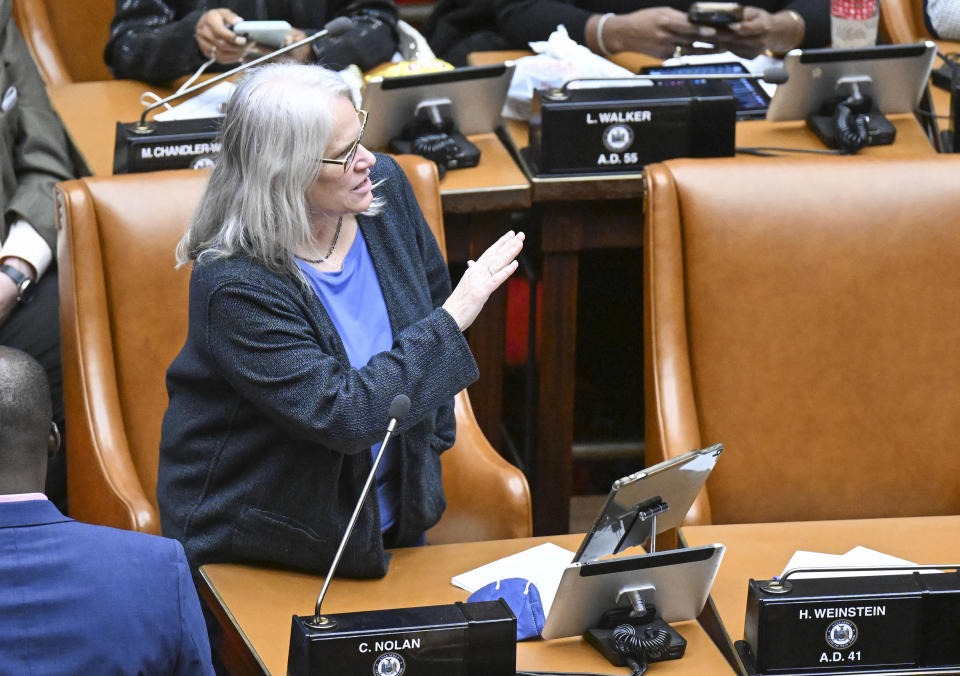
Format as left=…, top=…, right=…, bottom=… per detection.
left=494, top=0, right=830, bottom=59
left=423, top=0, right=512, bottom=67
left=0, top=4, right=75, bottom=512
left=0, top=348, right=214, bottom=675
left=105, top=0, right=400, bottom=84
left=158, top=63, right=524, bottom=577
left=925, top=0, right=960, bottom=40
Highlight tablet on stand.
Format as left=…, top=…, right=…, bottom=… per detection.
left=542, top=443, right=725, bottom=640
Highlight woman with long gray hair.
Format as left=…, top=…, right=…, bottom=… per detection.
left=157, top=63, right=524, bottom=576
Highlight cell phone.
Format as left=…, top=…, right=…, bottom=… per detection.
left=687, top=2, right=744, bottom=27
left=231, top=20, right=292, bottom=48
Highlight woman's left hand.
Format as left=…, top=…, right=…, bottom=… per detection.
left=711, top=7, right=804, bottom=57
left=443, top=231, right=525, bottom=332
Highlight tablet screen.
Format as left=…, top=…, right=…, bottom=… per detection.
left=641, top=61, right=771, bottom=119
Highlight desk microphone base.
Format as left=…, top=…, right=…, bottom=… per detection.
left=807, top=112, right=896, bottom=150
left=288, top=599, right=516, bottom=675
left=739, top=571, right=960, bottom=675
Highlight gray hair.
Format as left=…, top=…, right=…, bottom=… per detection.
left=177, top=63, right=379, bottom=280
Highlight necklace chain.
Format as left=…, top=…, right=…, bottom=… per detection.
left=297, top=216, right=344, bottom=265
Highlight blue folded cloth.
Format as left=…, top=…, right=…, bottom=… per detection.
left=467, top=577, right=545, bottom=640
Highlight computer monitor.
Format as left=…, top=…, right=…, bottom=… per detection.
left=766, top=41, right=936, bottom=122
left=360, top=63, right=515, bottom=150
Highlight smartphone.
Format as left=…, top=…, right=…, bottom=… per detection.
left=231, top=20, right=292, bottom=48
left=687, top=2, right=744, bottom=27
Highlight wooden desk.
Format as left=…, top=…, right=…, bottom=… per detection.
left=472, top=49, right=940, bottom=535
left=682, top=516, right=960, bottom=673
left=46, top=77, right=530, bottom=451
left=198, top=533, right=732, bottom=674
left=45, top=80, right=530, bottom=214
left=495, top=86, right=937, bottom=535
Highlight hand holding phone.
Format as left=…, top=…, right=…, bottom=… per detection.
left=687, top=2, right=744, bottom=28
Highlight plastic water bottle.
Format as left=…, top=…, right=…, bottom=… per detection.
left=831, top=0, right=879, bottom=47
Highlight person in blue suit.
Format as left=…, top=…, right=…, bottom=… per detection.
left=0, top=346, right=215, bottom=675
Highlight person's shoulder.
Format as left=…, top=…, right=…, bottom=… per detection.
left=69, top=520, right=184, bottom=558
left=192, top=254, right=291, bottom=293
left=55, top=520, right=188, bottom=579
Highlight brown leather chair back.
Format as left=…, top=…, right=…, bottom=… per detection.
left=58, top=154, right=531, bottom=542
left=13, top=0, right=113, bottom=85
left=880, top=0, right=933, bottom=42
left=644, top=155, right=960, bottom=526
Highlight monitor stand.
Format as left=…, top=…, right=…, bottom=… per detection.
left=584, top=584, right=687, bottom=668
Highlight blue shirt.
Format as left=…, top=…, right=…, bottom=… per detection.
left=296, top=228, right=400, bottom=530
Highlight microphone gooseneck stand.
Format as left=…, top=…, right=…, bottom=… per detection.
left=305, top=393, right=411, bottom=630
left=134, top=16, right=356, bottom=133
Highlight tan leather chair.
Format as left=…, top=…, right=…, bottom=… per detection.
left=57, top=154, right=531, bottom=544
left=880, top=0, right=930, bottom=43
left=644, top=155, right=960, bottom=527
left=13, top=0, right=114, bottom=85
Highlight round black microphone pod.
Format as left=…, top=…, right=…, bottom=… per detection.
left=762, top=67, right=789, bottom=85
left=389, top=394, right=411, bottom=422
left=324, top=16, right=355, bottom=36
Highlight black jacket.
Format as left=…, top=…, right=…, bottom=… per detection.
left=105, top=0, right=399, bottom=84
left=157, top=155, right=479, bottom=575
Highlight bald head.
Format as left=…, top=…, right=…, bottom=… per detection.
left=0, top=347, right=55, bottom=493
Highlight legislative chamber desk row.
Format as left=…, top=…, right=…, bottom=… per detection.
left=46, top=60, right=942, bottom=537
left=197, top=515, right=960, bottom=674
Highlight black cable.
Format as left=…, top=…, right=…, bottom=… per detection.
left=832, top=102, right=870, bottom=153
left=914, top=106, right=952, bottom=121
left=611, top=623, right=671, bottom=676
left=735, top=146, right=845, bottom=156
left=938, top=50, right=960, bottom=66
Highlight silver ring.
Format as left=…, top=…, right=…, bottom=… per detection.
left=487, top=265, right=496, bottom=276
left=673, top=44, right=683, bottom=58
left=210, top=45, right=217, bottom=59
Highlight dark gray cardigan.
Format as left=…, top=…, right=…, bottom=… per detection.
left=157, top=155, right=479, bottom=576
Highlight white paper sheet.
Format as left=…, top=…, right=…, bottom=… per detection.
left=153, top=81, right=235, bottom=121
left=780, top=546, right=925, bottom=580
left=451, top=543, right=575, bottom=615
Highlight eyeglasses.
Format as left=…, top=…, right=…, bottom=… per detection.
left=320, top=109, right=368, bottom=173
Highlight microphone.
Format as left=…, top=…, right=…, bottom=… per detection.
left=306, top=394, right=411, bottom=630
left=551, top=67, right=788, bottom=94
left=635, top=67, right=789, bottom=85
left=287, top=391, right=517, bottom=675
left=134, top=16, right=356, bottom=132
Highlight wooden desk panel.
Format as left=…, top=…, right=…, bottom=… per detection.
left=46, top=81, right=531, bottom=214
left=48, top=80, right=166, bottom=177
left=682, top=516, right=960, bottom=669
left=47, top=80, right=530, bottom=213
left=199, top=533, right=732, bottom=674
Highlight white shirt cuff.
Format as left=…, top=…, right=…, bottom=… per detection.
left=0, top=219, right=52, bottom=280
